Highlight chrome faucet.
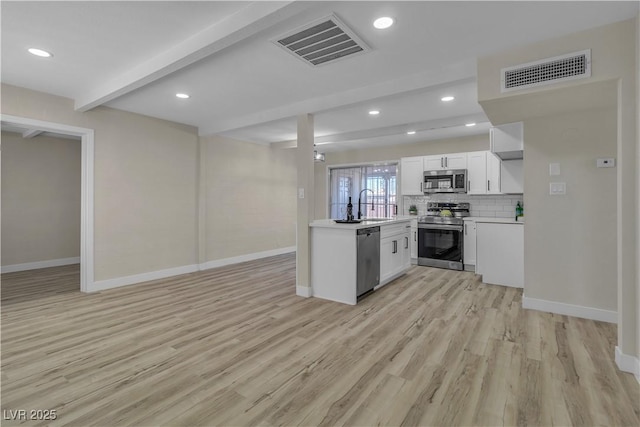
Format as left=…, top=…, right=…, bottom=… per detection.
left=358, top=189, right=374, bottom=219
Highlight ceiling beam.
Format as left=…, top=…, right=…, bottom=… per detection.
left=74, top=1, right=308, bottom=112
left=22, top=129, right=43, bottom=139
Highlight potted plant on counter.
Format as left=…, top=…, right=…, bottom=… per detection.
left=409, top=204, right=418, bottom=215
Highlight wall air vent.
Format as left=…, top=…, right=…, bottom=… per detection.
left=501, top=49, right=591, bottom=92
left=274, top=14, right=369, bottom=66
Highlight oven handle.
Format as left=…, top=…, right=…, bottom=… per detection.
left=418, top=223, right=463, bottom=231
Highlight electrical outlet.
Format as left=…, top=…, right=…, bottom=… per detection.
left=596, top=158, right=615, bottom=168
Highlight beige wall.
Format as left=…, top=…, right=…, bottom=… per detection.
left=478, top=18, right=638, bottom=359
left=201, top=135, right=296, bottom=261
left=1, top=132, right=81, bottom=266
left=313, top=134, right=489, bottom=219
left=524, top=107, right=617, bottom=310
left=1, top=84, right=199, bottom=281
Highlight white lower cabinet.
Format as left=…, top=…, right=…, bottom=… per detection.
left=463, top=219, right=476, bottom=271
left=379, top=223, right=411, bottom=286
left=476, top=222, right=523, bottom=288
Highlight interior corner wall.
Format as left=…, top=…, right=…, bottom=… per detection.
left=1, top=84, right=199, bottom=282
left=636, top=12, right=640, bottom=365
left=200, top=135, right=296, bottom=262
left=313, top=134, right=489, bottom=219
left=523, top=107, right=617, bottom=312
left=1, top=132, right=81, bottom=266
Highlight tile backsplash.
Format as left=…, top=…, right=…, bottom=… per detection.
left=403, top=194, right=523, bottom=218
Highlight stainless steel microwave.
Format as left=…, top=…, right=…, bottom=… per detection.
left=423, top=169, right=467, bottom=193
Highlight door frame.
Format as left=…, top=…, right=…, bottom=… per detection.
left=1, top=114, right=94, bottom=292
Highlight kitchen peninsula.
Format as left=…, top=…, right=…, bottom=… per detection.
left=310, top=218, right=411, bottom=305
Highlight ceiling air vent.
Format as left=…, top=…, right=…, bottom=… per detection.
left=274, top=14, right=369, bottom=66
left=501, top=49, right=591, bottom=92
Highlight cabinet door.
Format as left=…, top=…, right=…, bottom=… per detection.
left=400, top=157, right=425, bottom=195
left=463, top=220, right=476, bottom=268
left=380, top=236, right=397, bottom=283
left=445, top=153, right=467, bottom=169
left=467, top=151, right=487, bottom=195
left=486, top=152, right=502, bottom=194
left=402, top=230, right=411, bottom=269
left=424, top=155, right=444, bottom=171
left=410, top=223, right=418, bottom=260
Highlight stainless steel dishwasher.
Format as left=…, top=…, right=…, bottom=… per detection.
left=356, top=226, right=380, bottom=298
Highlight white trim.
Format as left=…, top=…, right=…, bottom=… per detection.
left=1, top=257, right=80, bottom=273
left=1, top=114, right=94, bottom=292
left=296, top=285, right=312, bottom=298
left=615, top=346, right=640, bottom=382
left=90, top=264, right=199, bottom=292
left=199, top=246, right=296, bottom=271
left=522, top=295, right=617, bottom=324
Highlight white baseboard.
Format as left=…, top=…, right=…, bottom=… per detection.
left=1, top=257, right=80, bottom=273
left=88, top=246, right=296, bottom=293
left=199, top=246, right=296, bottom=270
left=296, top=285, right=312, bottom=298
left=615, top=346, right=640, bottom=383
left=90, top=264, right=199, bottom=292
left=522, top=295, right=617, bottom=324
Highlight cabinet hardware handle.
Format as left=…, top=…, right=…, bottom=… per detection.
left=414, top=231, right=417, bottom=241
left=468, top=180, right=470, bottom=191
left=445, top=157, right=448, bottom=168
left=405, top=236, right=409, bottom=249
left=420, top=182, right=423, bottom=192
left=487, top=180, right=490, bottom=192
left=441, top=157, right=443, bottom=168
left=465, top=224, right=467, bottom=235
left=393, top=240, right=397, bottom=254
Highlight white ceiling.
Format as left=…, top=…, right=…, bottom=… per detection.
left=2, top=1, right=638, bottom=151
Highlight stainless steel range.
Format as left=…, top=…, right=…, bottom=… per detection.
left=417, top=202, right=469, bottom=270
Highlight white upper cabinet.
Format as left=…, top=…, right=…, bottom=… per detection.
left=490, top=122, right=524, bottom=160
left=467, top=151, right=488, bottom=195
left=424, top=153, right=467, bottom=171
left=466, top=151, right=504, bottom=194
left=400, top=156, right=425, bottom=195
left=486, top=152, right=502, bottom=194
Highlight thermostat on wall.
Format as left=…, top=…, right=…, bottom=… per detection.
left=596, top=158, right=615, bottom=168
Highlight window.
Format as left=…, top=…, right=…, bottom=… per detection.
left=329, top=164, right=397, bottom=219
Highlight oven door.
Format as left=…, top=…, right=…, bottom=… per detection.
left=417, top=223, right=464, bottom=270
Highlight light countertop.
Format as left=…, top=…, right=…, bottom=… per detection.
left=464, top=216, right=524, bottom=224
left=310, top=217, right=411, bottom=230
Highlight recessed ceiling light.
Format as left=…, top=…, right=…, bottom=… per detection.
left=441, top=96, right=455, bottom=102
left=176, top=93, right=190, bottom=99
left=407, top=131, right=416, bottom=135
left=369, top=110, right=380, bottom=115
left=28, top=48, right=52, bottom=58
left=373, top=17, right=394, bottom=29
left=465, top=123, right=477, bottom=127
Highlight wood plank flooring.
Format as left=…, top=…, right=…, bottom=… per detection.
left=1, top=254, right=638, bottom=426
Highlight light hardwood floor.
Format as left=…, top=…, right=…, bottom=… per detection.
left=1, top=254, right=638, bottom=426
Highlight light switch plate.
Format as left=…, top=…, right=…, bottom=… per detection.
left=596, top=158, right=615, bottom=168
left=298, top=188, right=305, bottom=199
left=549, top=182, right=566, bottom=195
left=549, top=163, right=560, bottom=176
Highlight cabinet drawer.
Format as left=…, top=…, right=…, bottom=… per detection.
left=381, top=222, right=410, bottom=238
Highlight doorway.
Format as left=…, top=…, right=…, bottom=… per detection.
left=0, top=114, right=94, bottom=292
